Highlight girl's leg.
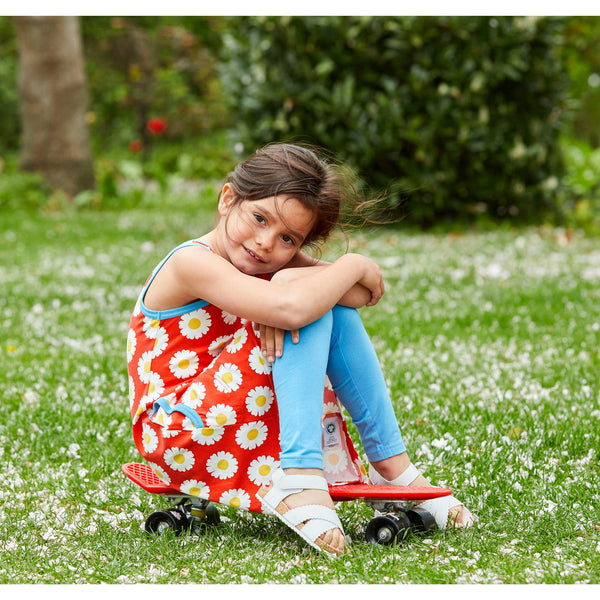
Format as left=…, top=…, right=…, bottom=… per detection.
left=326, top=305, right=406, bottom=463
left=272, top=310, right=334, bottom=469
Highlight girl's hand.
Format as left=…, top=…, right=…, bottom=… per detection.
left=347, top=254, right=385, bottom=306
left=253, top=322, right=300, bottom=363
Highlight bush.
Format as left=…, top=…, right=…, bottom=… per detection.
left=220, top=16, right=571, bottom=225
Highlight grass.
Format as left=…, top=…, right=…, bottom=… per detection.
left=1, top=182, right=599, bottom=584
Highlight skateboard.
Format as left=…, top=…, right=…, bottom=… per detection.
left=122, top=461, right=452, bottom=546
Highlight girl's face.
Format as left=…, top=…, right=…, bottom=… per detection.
left=216, top=185, right=316, bottom=275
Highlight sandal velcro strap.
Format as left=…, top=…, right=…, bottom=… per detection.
left=272, top=469, right=329, bottom=493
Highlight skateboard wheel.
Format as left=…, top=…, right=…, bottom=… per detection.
left=205, top=503, right=220, bottom=526
left=365, top=513, right=411, bottom=546
left=145, top=508, right=189, bottom=536
left=189, top=503, right=221, bottom=533
left=406, top=506, right=437, bottom=532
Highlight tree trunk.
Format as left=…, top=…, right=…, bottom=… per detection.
left=15, top=16, right=95, bottom=197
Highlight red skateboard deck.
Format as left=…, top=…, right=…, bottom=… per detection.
left=122, top=462, right=452, bottom=502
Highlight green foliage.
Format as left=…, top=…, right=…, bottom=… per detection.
left=80, top=16, right=229, bottom=152
left=0, top=18, right=19, bottom=153
left=562, top=17, right=600, bottom=147
left=559, top=136, right=600, bottom=231
left=220, top=16, right=571, bottom=225
left=0, top=169, right=52, bottom=209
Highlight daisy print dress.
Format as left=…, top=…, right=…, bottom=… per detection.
left=127, top=239, right=367, bottom=514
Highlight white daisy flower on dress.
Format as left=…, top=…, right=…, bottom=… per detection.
left=141, top=423, right=159, bottom=454
left=248, top=346, right=272, bottom=375
left=151, top=406, right=173, bottom=429
left=235, top=421, right=268, bottom=450
left=214, top=363, right=242, bottom=393
left=247, top=456, right=279, bottom=486
left=127, top=329, right=137, bottom=363
left=179, top=308, right=211, bottom=339
left=164, top=447, right=195, bottom=472
left=181, top=479, right=210, bottom=499
left=206, top=451, right=238, bottom=480
left=323, top=401, right=340, bottom=415
left=128, top=376, right=136, bottom=408
left=132, top=296, right=142, bottom=317
left=221, top=310, right=237, bottom=325
left=208, top=335, right=233, bottom=358
left=226, top=327, right=248, bottom=353
left=137, top=351, right=154, bottom=383
left=151, top=327, right=168, bottom=357
left=169, top=350, right=199, bottom=379
left=143, top=317, right=161, bottom=339
left=245, top=386, right=274, bottom=416
left=181, top=382, right=206, bottom=409
left=191, top=425, right=225, bottom=445
left=206, top=404, right=237, bottom=427
left=323, top=446, right=349, bottom=475
left=145, top=372, right=165, bottom=401
left=147, top=462, right=171, bottom=485
left=219, top=489, right=251, bottom=511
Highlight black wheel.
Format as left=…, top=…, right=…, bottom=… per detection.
left=406, top=506, right=437, bottom=533
left=365, top=513, right=411, bottom=546
left=145, top=509, right=190, bottom=536
left=205, top=503, right=220, bottom=526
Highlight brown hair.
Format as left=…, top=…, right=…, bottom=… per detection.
left=224, top=143, right=350, bottom=250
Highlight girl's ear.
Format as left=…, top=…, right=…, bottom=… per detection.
left=218, top=183, right=236, bottom=216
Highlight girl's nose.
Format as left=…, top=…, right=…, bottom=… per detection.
left=256, top=230, right=274, bottom=251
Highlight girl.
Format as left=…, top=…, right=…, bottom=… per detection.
left=126, top=143, right=476, bottom=557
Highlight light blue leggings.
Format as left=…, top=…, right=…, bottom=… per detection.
left=272, top=304, right=406, bottom=469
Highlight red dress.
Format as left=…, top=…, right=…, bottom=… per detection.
left=127, top=239, right=367, bottom=513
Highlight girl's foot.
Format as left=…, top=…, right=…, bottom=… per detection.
left=256, top=468, right=346, bottom=555
left=369, top=459, right=478, bottom=529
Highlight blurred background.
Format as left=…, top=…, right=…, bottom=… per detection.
left=1, top=15, right=600, bottom=231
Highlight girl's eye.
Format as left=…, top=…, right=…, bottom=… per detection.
left=253, top=214, right=266, bottom=225
left=281, top=234, right=296, bottom=246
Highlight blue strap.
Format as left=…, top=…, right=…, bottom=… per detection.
left=152, top=397, right=204, bottom=428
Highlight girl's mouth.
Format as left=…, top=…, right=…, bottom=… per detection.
left=244, top=246, right=264, bottom=263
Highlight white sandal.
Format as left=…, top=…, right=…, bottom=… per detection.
left=256, top=468, right=345, bottom=556
left=369, top=463, right=478, bottom=530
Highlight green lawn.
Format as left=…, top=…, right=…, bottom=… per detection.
left=1, top=186, right=599, bottom=584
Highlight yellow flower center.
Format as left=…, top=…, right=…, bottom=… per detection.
left=174, top=453, right=186, bottom=465
left=258, top=464, right=271, bottom=477
left=217, top=459, right=229, bottom=471
left=255, top=395, right=266, bottom=407
left=247, top=429, right=258, bottom=441
left=178, top=359, right=190, bottom=370
left=215, top=413, right=227, bottom=426
left=221, top=372, right=233, bottom=384
left=188, top=318, right=201, bottom=330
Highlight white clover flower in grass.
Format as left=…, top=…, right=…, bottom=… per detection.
left=248, top=346, right=271, bottom=375
left=226, top=327, right=248, bottom=353
left=247, top=455, right=279, bottom=486
left=169, top=350, right=199, bottom=379
left=206, top=404, right=237, bottom=427
left=191, top=425, right=225, bottom=446
left=181, top=382, right=206, bottom=409
left=126, top=329, right=136, bottom=363
left=141, top=423, right=158, bottom=453
left=235, top=421, right=268, bottom=450
left=245, top=386, right=274, bottom=416
left=180, top=479, right=210, bottom=499
left=137, top=351, right=154, bottom=383
left=220, top=488, right=251, bottom=510
left=208, top=335, right=233, bottom=357
left=207, top=451, right=238, bottom=480
left=214, top=363, right=243, bottom=393
left=179, top=308, right=211, bottom=339
left=142, top=317, right=161, bottom=339
left=164, top=447, right=195, bottom=472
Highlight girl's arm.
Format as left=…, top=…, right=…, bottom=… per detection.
left=144, top=245, right=384, bottom=332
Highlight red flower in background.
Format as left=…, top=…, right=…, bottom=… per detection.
left=129, top=140, right=143, bottom=153
left=147, top=117, right=168, bottom=135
